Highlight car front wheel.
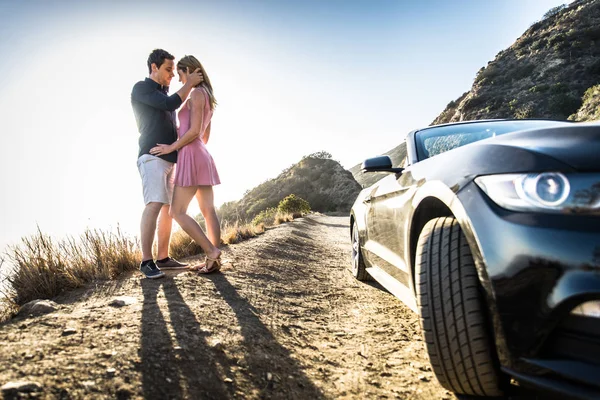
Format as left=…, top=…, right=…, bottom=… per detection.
left=415, top=216, right=505, bottom=397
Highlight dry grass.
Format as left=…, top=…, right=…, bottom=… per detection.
left=221, top=221, right=266, bottom=245
left=5, top=227, right=140, bottom=307
left=1, top=212, right=305, bottom=321
left=0, top=258, right=18, bottom=322
left=168, top=229, right=204, bottom=260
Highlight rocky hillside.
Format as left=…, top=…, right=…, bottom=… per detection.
left=569, top=84, right=600, bottom=121
left=433, top=0, right=600, bottom=124
left=351, top=0, right=600, bottom=188
left=218, top=152, right=361, bottom=223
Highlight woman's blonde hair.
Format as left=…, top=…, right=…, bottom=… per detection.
left=177, top=55, right=217, bottom=109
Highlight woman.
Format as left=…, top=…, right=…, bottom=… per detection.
left=150, top=55, right=222, bottom=274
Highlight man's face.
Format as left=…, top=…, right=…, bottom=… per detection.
left=152, top=59, right=175, bottom=87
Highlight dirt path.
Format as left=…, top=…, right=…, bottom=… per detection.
left=0, top=214, right=455, bottom=400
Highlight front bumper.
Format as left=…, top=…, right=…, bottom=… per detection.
left=456, top=182, right=600, bottom=394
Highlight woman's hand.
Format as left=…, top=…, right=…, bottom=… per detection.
left=150, top=143, right=175, bottom=156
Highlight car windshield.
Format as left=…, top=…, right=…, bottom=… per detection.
left=415, top=120, right=568, bottom=161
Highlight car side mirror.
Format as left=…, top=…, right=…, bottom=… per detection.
left=361, top=156, right=404, bottom=174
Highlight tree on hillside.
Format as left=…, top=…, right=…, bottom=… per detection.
left=303, top=151, right=332, bottom=160
left=543, top=4, right=567, bottom=19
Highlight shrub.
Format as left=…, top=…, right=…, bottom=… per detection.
left=543, top=4, right=567, bottom=20
left=530, top=38, right=547, bottom=50
left=277, top=194, right=311, bottom=215
left=252, top=207, right=277, bottom=226
left=302, top=151, right=332, bottom=160
left=549, top=93, right=581, bottom=117
left=529, top=84, right=549, bottom=93
left=512, top=63, right=536, bottom=80
left=514, top=104, right=535, bottom=119
left=587, top=59, right=600, bottom=76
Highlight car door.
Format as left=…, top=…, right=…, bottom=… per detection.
left=364, top=146, right=414, bottom=287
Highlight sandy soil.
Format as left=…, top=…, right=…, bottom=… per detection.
left=0, top=214, right=523, bottom=399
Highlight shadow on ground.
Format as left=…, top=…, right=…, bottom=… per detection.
left=139, top=274, right=325, bottom=400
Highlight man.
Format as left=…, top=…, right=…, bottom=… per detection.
left=131, top=49, right=203, bottom=279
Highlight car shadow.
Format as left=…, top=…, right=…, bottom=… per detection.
left=456, top=384, right=565, bottom=400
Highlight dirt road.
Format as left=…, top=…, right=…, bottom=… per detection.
left=0, top=214, right=455, bottom=399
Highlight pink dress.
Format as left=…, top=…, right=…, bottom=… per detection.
left=174, top=87, right=221, bottom=187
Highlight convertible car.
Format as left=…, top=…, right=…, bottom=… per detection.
left=350, top=119, right=600, bottom=399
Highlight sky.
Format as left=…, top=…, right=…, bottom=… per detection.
left=0, top=0, right=569, bottom=252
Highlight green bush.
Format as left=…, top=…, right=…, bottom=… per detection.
left=512, top=62, right=536, bottom=80
left=252, top=207, right=277, bottom=226
left=277, top=194, right=310, bottom=215
left=549, top=93, right=581, bottom=117
left=514, top=104, right=535, bottom=119
left=303, top=151, right=332, bottom=160
left=543, top=4, right=567, bottom=20
left=529, top=84, right=549, bottom=93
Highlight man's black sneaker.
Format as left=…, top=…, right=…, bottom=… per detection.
left=155, top=257, right=189, bottom=270
left=140, top=260, right=165, bottom=279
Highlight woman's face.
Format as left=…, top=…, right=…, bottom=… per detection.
left=177, top=68, right=188, bottom=84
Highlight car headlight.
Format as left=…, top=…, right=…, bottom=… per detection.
left=474, top=172, right=600, bottom=213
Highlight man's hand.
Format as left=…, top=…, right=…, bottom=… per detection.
left=188, top=68, right=204, bottom=86
left=150, top=143, right=175, bottom=156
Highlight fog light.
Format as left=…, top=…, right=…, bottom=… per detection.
left=571, top=301, right=600, bottom=318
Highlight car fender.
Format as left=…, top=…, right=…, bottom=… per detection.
left=409, top=180, right=495, bottom=303
left=350, top=187, right=377, bottom=246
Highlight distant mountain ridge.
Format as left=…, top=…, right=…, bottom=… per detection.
left=218, top=153, right=361, bottom=223
left=351, top=0, right=600, bottom=188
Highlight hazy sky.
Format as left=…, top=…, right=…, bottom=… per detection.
left=0, top=0, right=568, bottom=251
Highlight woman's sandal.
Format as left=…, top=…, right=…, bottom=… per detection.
left=189, top=258, right=207, bottom=271
left=197, top=256, right=222, bottom=274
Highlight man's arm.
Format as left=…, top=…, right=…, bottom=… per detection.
left=131, top=70, right=203, bottom=111
left=131, top=82, right=183, bottom=111
left=174, top=69, right=204, bottom=103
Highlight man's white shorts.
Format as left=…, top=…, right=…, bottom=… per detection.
left=137, top=154, right=175, bottom=205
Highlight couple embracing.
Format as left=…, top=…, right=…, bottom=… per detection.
left=131, top=49, right=222, bottom=279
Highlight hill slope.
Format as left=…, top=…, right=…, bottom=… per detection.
left=219, top=154, right=361, bottom=223
left=433, top=0, right=600, bottom=124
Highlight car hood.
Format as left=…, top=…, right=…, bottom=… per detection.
left=485, top=122, right=600, bottom=171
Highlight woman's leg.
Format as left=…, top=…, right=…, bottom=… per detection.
left=170, top=185, right=221, bottom=261
left=196, top=186, right=221, bottom=247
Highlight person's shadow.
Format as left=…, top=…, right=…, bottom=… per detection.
left=139, top=278, right=231, bottom=399
left=207, top=273, right=325, bottom=400
left=140, top=275, right=325, bottom=399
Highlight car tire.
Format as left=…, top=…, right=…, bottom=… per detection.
left=351, top=220, right=371, bottom=281
left=416, top=216, right=504, bottom=397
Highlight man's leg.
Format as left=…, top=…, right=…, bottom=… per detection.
left=154, top=164, right=188, bottom=270
left=156, top=204, right=172, bottom=260
left=140, top=202, right=163, bottom=262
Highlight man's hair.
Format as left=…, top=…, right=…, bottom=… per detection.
left=147, top=49, right=175, bottom=74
